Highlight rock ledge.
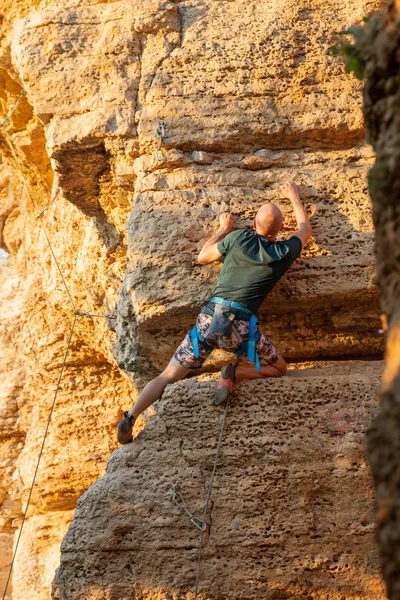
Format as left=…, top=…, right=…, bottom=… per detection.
left=53, top=361, right=384, bottom=600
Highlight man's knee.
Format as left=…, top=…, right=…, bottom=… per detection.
left=257, top=355, right=287, bottom=378
left=157, top=370, right=180, bottom=386
left=159, top=358, right=190, bottom=385
left=274, top=356, right=288, bottom=376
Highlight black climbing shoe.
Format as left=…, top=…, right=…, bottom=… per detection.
left=117, top=411, right=136, bottom=445
left=214, top=363, right=236, bottom=406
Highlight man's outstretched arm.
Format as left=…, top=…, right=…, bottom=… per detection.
left=283, top=182, right=312, bottom=247
left=197, top=213, right=235, bottom=265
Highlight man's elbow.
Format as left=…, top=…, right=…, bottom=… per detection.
left=197, top=252, right=208, bottom=265
left=297, top=223, right=312, bottom=247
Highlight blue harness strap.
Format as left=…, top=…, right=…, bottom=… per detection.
left=191, top=299, right=261, bottom=371
left=190, top=326, right=200, bottom=358
left=245, top=313, right=261, bottom=371
left=190, top=326, right=213, bottom=358
left=211, top=296, right=252, bottom=314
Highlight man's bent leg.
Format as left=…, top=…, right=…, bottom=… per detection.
left=130, top=314, right=214, bottom=418
left=128, top=357, right=190, bottom=420
left=117, top=358, right=189, bottom=445
left=235, top=355, right=288, bottom=380
left=233, top=327, right=287, bottom=380
left=213, top=356, right=286, bottom=407
left=118, top=318, right=212, bottom=444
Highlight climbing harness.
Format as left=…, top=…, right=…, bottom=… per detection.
left=190, top=296, right=261, bottom=371
left=154, top=120, right=167, bottom=162
left=0, top=99, right=114, bottom=600
left=171, top=358, right=239, bottom=600
left=0, top=89, right=25, bottom=128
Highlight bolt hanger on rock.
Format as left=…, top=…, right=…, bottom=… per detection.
left=154, top=119, right=167, bottom=162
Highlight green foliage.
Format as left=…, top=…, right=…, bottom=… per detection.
left=331, top=25, right=366, bottom=80
left=330, top=16, right=381, bottom=81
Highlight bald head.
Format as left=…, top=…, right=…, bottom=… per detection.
left=255, top=203, right=283, bottom=238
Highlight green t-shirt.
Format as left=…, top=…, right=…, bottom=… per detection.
left=214, top=229, right=302, bottom=313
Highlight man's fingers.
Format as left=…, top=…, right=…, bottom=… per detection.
left=281, top=181, right=299, bottom=197
left=218, top=212, right=235, bottom=231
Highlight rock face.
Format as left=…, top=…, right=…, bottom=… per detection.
left=53, top=362, right=385, bottom=600
left=9, top=0, right=385, bottom=379
left=0, top=0, right=387, bottom=598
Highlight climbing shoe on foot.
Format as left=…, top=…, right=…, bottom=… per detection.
left=117, top=411, right=136, bottom=445
left=214, top=363, right=236, bottom=406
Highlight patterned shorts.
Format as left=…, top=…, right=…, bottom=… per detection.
left=173, top=313, right=280, bottom=369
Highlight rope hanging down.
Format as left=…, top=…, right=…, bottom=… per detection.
left=194, top=393, right=231, bottom=600
left=36, top=186, right=60, bottom=219
left=0, top=90, right=25, bottom=128
left=1, top=125, right=77, bottom=312
left=171, top=359, right=238, bottom=600
left=0, top=96, right=114, bottom=600
left=1, top=121, right=111, bottom=320
left=1, top=314, right=77, bottom=600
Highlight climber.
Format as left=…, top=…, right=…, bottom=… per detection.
left=117, top=181, right=312, bottom=444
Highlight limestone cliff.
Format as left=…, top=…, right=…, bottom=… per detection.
left=0, top=0, right=386, bottom=599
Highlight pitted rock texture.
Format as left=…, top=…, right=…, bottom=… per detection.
left=124, top=146, right=380, bottom=374
left=53, top=362, right=385, bottom=600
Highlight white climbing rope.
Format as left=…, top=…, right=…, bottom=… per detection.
left=36, top=185, right=60, bottom=219
left=0, top=90, right=25, bottom=128
left=1, top=314, right=77, bottom=600
left=0, top=96, right=115, bottom=600
left=171, top=359, right=239, bottom=600
left=194, top=393, right=231, bottom=600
